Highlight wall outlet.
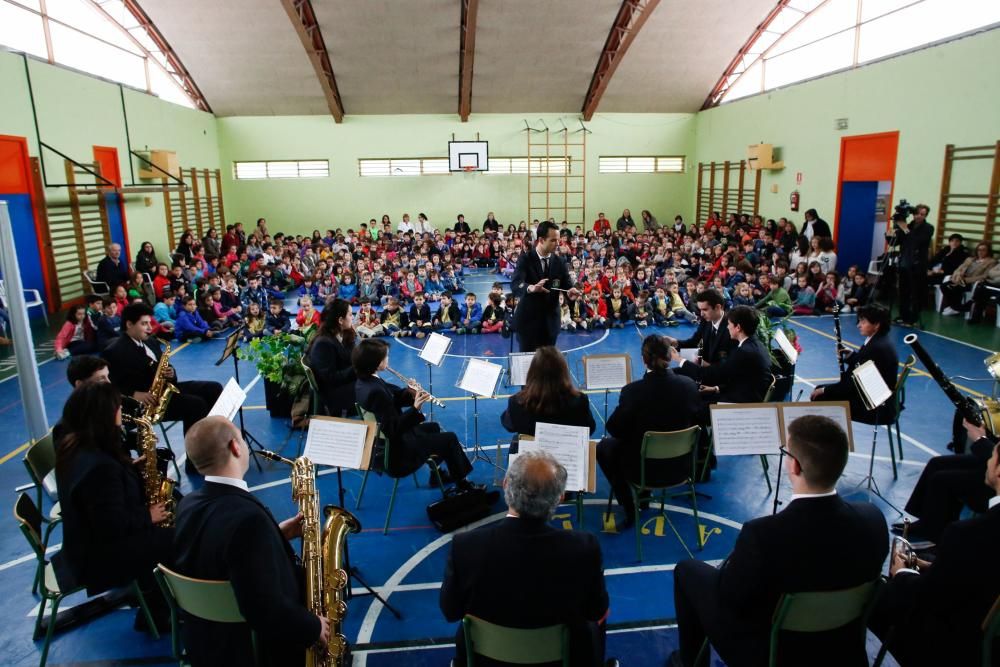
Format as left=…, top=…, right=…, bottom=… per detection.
left=835, top=118, right=849, bottom=130
left=770, top=184, right=779, bottom=193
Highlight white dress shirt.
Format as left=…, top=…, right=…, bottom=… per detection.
left=204, top=475, right=249, bottom=492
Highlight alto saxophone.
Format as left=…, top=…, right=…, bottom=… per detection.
left=126, top=414, right=175, bottom=527
left=261, top=450, right=362, bottom=666
left=145, top=341, right=179, bottom=424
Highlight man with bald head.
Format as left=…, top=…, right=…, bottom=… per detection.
left=440, top=451, right=613, bottom=666
left=172, top=416, right=329, bottom=666
left=96, top=242, right=130, bottom=290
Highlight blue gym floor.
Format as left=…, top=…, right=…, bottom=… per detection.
left=0, top=270, right=996, bottom=666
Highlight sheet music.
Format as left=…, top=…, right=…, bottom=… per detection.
left=773, top=328, right=798, bottom=364
left=302, top=418, right=368, bottom=469
left=524, top=422, right=590, bottom=492
left=781, top=403, right=854, bottom=451
left=710, top=406, right=783, bottom=456
left=458, top=358, right=503, bottom=397
left=418, top=332, right=451, bottom=366
left=853, top=360, right=892, bottom=409
left=208, top=377, right=247, bottom=421
left=508, top=352, right=535, bottom=386
left=584, top=355, right=630, bottom=390
left=679, top=348, right=700, bottom=363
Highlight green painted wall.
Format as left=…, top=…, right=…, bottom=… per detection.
left=694, top=28, right=1000, bottom=238
left=216, top=113, right=696, bottom=235
left=0, top=50, right=219, bottom=260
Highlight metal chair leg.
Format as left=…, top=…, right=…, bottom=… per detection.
left=895, top=419, right=904, bottom=461
left=690, top=485, right=704, bottom=550
left=39, top=595, right=62, bottom=667
left=887, top=426, right=898, bottom=480
left=631, top=486, right=643, bottom=562
left=133, top=582, right=160, bottom=640
left=32, top=594, right=47, bottom=642
left=383, top=478, right=400, bottom=535
left=355, top=470, right=370, bottom=510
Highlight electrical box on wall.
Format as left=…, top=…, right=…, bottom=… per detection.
left=835, top=118, right=849, bottom=130
left=747, top=143, right=784, bottom=171
left=138, top=150, right=180, bottom=179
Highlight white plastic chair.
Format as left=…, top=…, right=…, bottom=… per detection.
left=81, top=270, right=110, bottom=297
left=0, top=279, right=47, bottom=327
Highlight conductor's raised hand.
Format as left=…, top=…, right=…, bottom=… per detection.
left=527, top=278, right=549, bottom=294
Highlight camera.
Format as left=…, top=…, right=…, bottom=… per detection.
left=892, top=198, right=916, bottom=224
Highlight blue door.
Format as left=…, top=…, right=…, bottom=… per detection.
left=837, top=181, right=879, bottom=274
left=104, top=192, right=126, bottom=251
left=0, top=193, right=46, bottom=318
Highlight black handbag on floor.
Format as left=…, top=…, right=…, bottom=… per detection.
left=426, top=486, right=493, bottom=533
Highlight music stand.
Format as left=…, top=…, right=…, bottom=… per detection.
left=582, top=354, right=631, bottom=437
left=418, top=333, right=452, bottom=421
left=215, top=329, right=265, bottom=471
left=851, top=361, right=903, bottom=514
left=456, top=358, right=505, bottom=468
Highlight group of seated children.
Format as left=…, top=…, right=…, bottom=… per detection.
left=352, top=286, right=510, bottom=339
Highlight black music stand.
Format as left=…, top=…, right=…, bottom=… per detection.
left=215, top=329, right=265, bottom=471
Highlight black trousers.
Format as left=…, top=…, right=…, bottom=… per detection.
left=596, top=436, right=691, bottom=517
left=398, top=423, right=473, bottom=481
left=164, top=380, right=224, bottom=434
left=897, top=265, right=927, bottom=322
left=517, top=326, right=557, bottom=353
left=903, top=454, right=992, bottom=541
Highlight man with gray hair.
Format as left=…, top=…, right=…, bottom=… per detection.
left=440, top=451, right=613, bottom=666
left=96, top=242, right=130, bottom=290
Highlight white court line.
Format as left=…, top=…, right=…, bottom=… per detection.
left=919, top=328, right=997, bottom=354
left=393, top=329, right=610, bottom=359
left=353, top=502, right=742, bottom=667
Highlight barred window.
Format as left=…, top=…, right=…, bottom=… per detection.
left=358, top=158, right=450, bottom=177
left=598, top=156, right=685, bottom=174
left=487, top=157, right=570, bottom=175
left=234, top=160, right=329, bottom=180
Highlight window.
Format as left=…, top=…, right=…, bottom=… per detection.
left=598, top=156, right=686, bottom=174
left=0, top=0, right=206, bottom=109
left=710, top=0, right=1000, bottom=106
left=234, top=160, right=329, bottom=180
left=358, top=158, right=450, bottom=177
left=487, top=157, right=571, bottom=175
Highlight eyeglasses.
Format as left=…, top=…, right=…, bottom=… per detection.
left=779, top=446, right=799, bottom=465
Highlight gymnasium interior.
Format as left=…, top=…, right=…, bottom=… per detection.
left=1, top=1, right=999, bottom=666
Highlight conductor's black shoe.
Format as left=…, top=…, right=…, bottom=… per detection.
left=456, top=479, right=484, bottom=492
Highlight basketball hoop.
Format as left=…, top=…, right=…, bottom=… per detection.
left=462, top=166, right=476, bottom=173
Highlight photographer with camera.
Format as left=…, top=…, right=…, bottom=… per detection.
left=894, top=202, right=933, bottom=327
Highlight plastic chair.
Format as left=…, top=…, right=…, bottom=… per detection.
left=697, top=579, right=882, bottom=667
left=462, top=615, right=569, bottom=667
left=154, top=563, right=257, bottom=666
left=14, top=493, right=159, bottom=667
left=983, top=594, right=1000, bottom=667
left=22, top=432, right=62, bottom=593
left=605, top=425, right=703, bottom=562
left=354, top=404, right=445, bottom=534
left=885, top=355, right=916, bottom=468
left=296, top=356, right=325, bottom=456
left=0, top=278, right=48, bottom=326
left=81, top=270, right=110, bottom=297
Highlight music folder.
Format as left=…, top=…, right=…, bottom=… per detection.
left=709, top=401, right=855, bottom=456
left=302, top=416, right=377, bottom=470
left=851, top=360, right=893, bottom=411
left=514, top=434, right=597, bottom=493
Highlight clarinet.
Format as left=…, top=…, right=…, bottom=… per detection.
left=905, top=333, right=984, bottom=427
left=832, top=304, right=846, bottom=373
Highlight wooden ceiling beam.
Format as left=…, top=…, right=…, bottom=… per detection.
left=281, top=0, right=345, bottom=122
left=458, top=0, right=479, bottom=122
left=581, top=0, right=660, bottom=121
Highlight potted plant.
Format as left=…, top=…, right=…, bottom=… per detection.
left=755, top=310, right=801, bottom=378
left=238, top=325, right=317, bottom=418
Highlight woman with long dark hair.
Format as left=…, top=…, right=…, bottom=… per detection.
left=134, top=241, right=158, bottom=275
left=501, top=346, right=595, bottom=440
left=307, top=298, right=357, bottom=417
left=55, top=381, right=172, bottom=630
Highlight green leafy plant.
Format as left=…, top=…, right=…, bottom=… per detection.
left=755, top=310, right=801, bottom=374
left=237, top=325, right=317, bottom=397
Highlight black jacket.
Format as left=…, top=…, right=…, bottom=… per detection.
left=440, top=517, right=608, bottom=665
left=433, top=302, right=461, bottom=326
left=883, top=503, right=1000, bottom=666
left=96, top=255, right=130, bottom=289
left=501, top=392, right=595, bottom=436
left=511, top=249, right=572, bottom=340
left=355, top=375, right=425, bottom=473
left=898, top=219, right=934, bottom=269
left=675, top=319, right=733, bottom=365
left=103, top=334, right=172, bottom=398
left=307, top=334, right=356, bottom=418
left=819, top=333, right=898, bottom=424
left=172, top=482, right=320, bottom=667
left=54, top=447, right=173, bottom=595
left=606, top=368, right=701, bottom=450
left=801, top=218, right=832, bottom=239
left=715, top=495, right=888, bottom=665
left=677, top=336, right=772, bottom=403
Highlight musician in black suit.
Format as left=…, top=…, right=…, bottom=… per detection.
left=598, top=335, right=701, bottom=525
left=440, top=450, right=611, bottom=667
left=670, top=305, right=771, bottom=404
left=670, top=416, right=889, bottom=667
left=353, top=339, right=480, bottom=490
left=53, top=382, right=173, bottom=631
left=172, top=416, right=329, bottom=666
left=104, top=303, right=223, bottom=435
left=501, top=346, right=595, bottom=442
left=870, top=421, right=1000, bottom=666
left=511, top=220, right=581, bottom=352
left=810, top=304, right=898, bottom=424
left=664, top=290, right=732, bottom=365
left=306, top=299, right=356, bottom=418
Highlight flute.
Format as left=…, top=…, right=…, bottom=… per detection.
left=382, top=367, right=446, bottom=409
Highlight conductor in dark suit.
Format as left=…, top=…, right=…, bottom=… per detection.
left=670, top=305, right=771, bottom=404
left=597, top=335, right=701, bottom=525
left=172, top=416, right=329, bottom=666
left=104, top=303, right=223, bottom=435
left=870, top=420, right=1000, bottom=666
left=665, top=290, right=732, bottom=365
left=670, top=416, right=889, bottom=667
left=306, top=299, right=356, bottom=418
left=810, top=304, right=898, bottom=425
left=440, top=450, right=611, bottom=667
left=511, top=220, right=581, bottom=352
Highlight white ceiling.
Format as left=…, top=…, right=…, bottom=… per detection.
left=136, top=0, right=780, bottom=117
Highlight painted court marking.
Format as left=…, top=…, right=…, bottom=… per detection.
left=393, top=328, right=610, bottom=359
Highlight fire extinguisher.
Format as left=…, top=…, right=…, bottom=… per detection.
left=790, top=190, right=800, bottom=212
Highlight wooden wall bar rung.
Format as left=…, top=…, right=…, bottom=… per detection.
left=934, top=141, right=1000, bottom=251
left=696, top=160, right=761, bottom=226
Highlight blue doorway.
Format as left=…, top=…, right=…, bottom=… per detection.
left=837, top=181, right=881, bottom=273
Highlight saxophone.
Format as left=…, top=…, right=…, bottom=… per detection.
left=126, top=414, right=175, bottom=527
left=145, top=342, right=179, bottom=424
left=261, top=450, right=361, bottom=666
